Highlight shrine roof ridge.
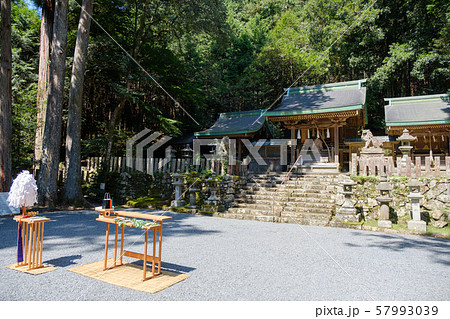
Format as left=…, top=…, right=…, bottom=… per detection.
left=384, top=93, right=450, bottom=126
left=384, top=93, right=450, bottom=105
left=194, top=109, right=267, bottom=137
left=284, top=79, right=366, bottom=95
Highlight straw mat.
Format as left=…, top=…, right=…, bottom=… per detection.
left=5, top=263, right=56, bottom=275
left=68, top=259, right=189, bottom=294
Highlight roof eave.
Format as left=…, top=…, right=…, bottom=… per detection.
left=266, top=104, right=364, bottom=117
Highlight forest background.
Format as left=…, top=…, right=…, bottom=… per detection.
left=1, top=0, right=449, bottom=206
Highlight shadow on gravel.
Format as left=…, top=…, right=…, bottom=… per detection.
left=129, top=259, right=196, bottom=274
left=45, top=254, right=82, bottom=267
left=0, top=209, right=221, bottom=251
left=345, top=231, right=450, bottom=266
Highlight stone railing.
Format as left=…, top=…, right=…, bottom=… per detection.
left=351, top=153, right=450, bottom=177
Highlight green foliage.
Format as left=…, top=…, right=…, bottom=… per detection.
left=85, top=170, right=153, bottom=205
left=126, top=196, right=166, bottom=209
left=350, top=175, right=378, bottom=185
left=10, top=0, right=40, bottom=172
left=9, top=0, right=450, bottom=205
left=114, top=217, right=158, bottom=229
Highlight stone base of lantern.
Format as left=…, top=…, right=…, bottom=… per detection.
left=332, top=210, right=362, bottom=229
left=408, top=220, right=427, bottom=232
left=171, top=199, right=185, bottom=208
left=201, top=204, right=224, bottom=213
left=335, top=212, right=361, bottom=223
left=378, top=220, right=392, bottom=228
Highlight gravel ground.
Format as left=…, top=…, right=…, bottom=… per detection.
left=0, top=209, right=449, bottom=301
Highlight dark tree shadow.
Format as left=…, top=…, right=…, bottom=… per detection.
left=345, top=231, right=450, bottom=266
left=45, top=254, right=82, bottom=267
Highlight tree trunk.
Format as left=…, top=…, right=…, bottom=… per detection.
left=64, top=0, right=93, bottom=205
left=0, top=0, right=12, bottom=192
left=37, top=0, right=69, bottom=208
left=34, top=0, right=54, bottom=166
left=104, top=96, right=127, bottom=168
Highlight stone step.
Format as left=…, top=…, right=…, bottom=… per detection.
left=235, top=197, right=335, bottom=206
left=235, top=191, right=334, bottom=199
left=232, top=202, right=335, bottom=211
left=218, top=211, right=331, bottom=226
left=228, top=206, right=333, bottom=215
left=239, top=187, right=331, bottom=194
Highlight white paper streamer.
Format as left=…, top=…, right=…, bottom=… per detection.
left=7, top=170, right=38, bottom=208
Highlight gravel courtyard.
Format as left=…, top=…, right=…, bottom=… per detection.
left=0, top=209, right=449, bottom=301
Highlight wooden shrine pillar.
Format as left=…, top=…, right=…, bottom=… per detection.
left=291, top=128, right=296, bottom=165
left=334, top=126, right=339, bottom=164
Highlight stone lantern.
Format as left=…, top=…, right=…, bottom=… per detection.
left=376, top=174, right=393, bottom=228
left=205, top=176, right=220, bottom=206
left=181, top=144, right=193, bottom=172
left=407, top=179, right=426, bottom=231
left=186, top=185, right=200, bottom=209
left=397, top=129, right=417, bottom=172
left=171, top=173, right=185, bottom=207
left=335, top=179, right=361, bottom=224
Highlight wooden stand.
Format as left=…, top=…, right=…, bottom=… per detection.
left=95, top=208, right=172, bottom=281
left=13, top=215, right=50, bottom=271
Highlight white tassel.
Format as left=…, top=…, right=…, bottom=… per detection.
left=7, top=170, right=38, bottom=208
left=297, top=130, right=301, bottom=139
left=433, top=136, right=436, bottom=142
left=307, top=129, right=310, bottom=139
left=326, top=128, right=330, bottom=138
left=442, top=135, right=445, bottom=141
left=317, top=129, right=320, bottom=138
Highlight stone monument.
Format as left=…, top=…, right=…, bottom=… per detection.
left=376, top=174, right=393, bottom=228
left=205, top=177, right=220, bottom=206
left=171, top=173, right=186, bottom=207
left=186, top=185, right=200, bottom=209
left=407, top=179, right=426, bottom=232
left=359, top=129, right=384, bottom=176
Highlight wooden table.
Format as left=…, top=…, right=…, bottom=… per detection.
left=13, top=215, right=50, bottom=270
left=95, top=208, right=172, bottom=281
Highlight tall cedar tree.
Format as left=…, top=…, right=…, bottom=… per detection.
left=0, top=0, right=12, bottom=191
left=34, top=0, right=54, bottom=164
left=64, top=0, right=93, bottom=204
left=37, top=0, right=69, bottom=207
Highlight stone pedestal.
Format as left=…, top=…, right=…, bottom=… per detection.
left=186, top=187, right=199, bottom=209
left=171, top=173, right=186, bottom=207
left=332, top=180, right=361, bottom=229
left=407, top=189, right=426, bottom=232
left=205, top=177, right=220, bottom=206
left=407, top=220, right=427, bottom=232
left=376, top=176, right=393, bottom=228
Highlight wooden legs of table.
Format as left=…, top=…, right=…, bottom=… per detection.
left=103, top=223, right=125, bottom=271
left=103, top=223, right=109, bottom=270
left=120, top=226, right=124, bottom=265
left=101, top=222, right=164, bottom=281
left=141, top=225, right=162, bottom=282
left=16, top=221, right=45, bottom=270
left=143, top=230, right=148, bottom=281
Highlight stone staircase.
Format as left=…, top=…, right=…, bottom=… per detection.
left=223, top=173, right=340, bottom=226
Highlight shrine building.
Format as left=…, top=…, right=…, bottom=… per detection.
left=384, top=93, right=450, bottom=157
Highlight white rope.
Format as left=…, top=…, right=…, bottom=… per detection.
left=252, top=0, right=378, bottom=125
left=69, top=0, right=200, bottom=126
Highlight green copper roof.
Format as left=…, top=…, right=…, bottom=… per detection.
left=385, top=93, right=450, bottom=126
left=266, top=79, right=367, bottom=117
left=195, top=110, right=267, bottom=137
